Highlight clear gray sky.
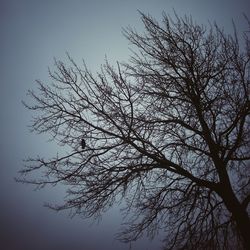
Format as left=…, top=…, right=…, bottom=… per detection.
left=1, top=0, right=249, bottom=249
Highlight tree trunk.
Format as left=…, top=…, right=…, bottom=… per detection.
left=212, top=157, right=250, bottom=249
left=233, top=207, right=250, bottom=250
left=219, top=185, right=250, bottom=250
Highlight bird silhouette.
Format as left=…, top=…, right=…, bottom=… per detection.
left=81, top=139, right=86, bottom=149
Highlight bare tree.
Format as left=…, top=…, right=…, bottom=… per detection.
left=20, top=12, right=250, bottom=249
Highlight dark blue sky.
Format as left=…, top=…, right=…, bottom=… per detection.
left=1, top=1, right=250, bottom=249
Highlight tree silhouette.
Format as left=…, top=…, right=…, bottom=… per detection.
left=20, top=12, right=250, bottom=249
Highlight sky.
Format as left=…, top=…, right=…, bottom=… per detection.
left=0, top=0, right=250, bottom=250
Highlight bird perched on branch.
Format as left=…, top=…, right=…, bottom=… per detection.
left=81, top=139, right=86, bottom=149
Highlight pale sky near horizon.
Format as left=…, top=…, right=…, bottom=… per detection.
left=0, top=1, right=250, bottom=250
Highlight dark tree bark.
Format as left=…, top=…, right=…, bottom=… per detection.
left=19, top=12, right=250, bottom=249
left=217, top=176, right=250, bottom=250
